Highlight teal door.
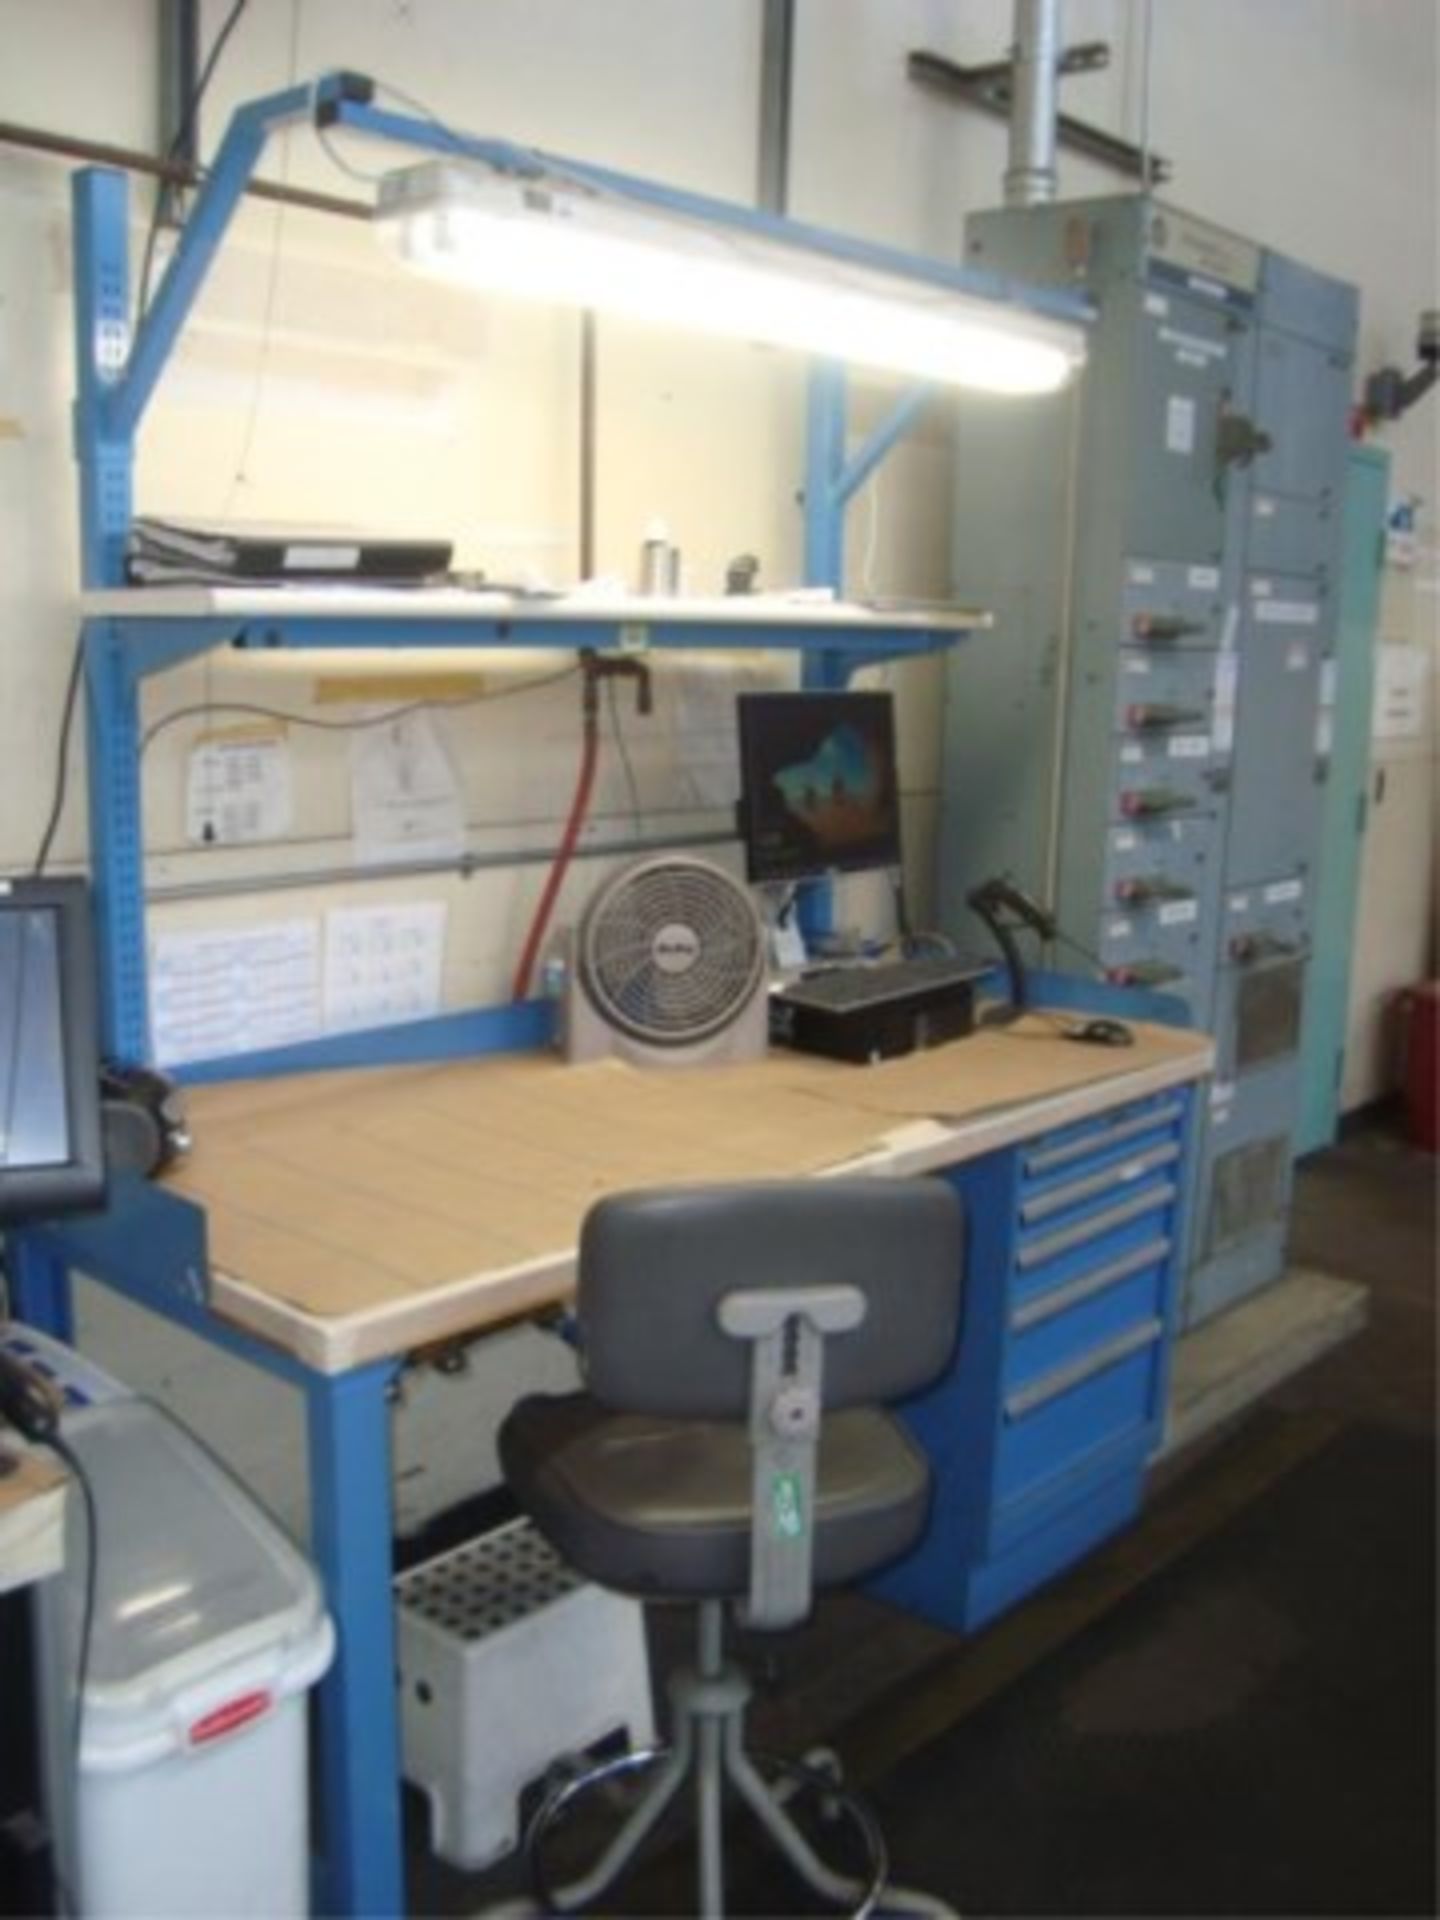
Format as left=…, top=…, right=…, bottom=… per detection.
left=1296, top=444, right=1390, bottom=1155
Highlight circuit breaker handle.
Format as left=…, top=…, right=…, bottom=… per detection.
left=1216, top=407, right=1273, bottom=472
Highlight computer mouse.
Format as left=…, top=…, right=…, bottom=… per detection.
left=1068, top=1016, right=1135, bottom=1048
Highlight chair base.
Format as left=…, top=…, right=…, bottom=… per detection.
left=524, top=1602, right=888, bottom=1918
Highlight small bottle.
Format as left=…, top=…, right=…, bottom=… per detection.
left=640, top=518, right=670, bottom=596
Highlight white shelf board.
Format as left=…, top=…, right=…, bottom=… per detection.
left=81, top=584, right=991, bottom=631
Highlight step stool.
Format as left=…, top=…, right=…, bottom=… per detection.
left=395, top=1517, right=655, bottom=1871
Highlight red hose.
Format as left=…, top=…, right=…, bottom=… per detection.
left=511, top=701, right=601, bottom=1002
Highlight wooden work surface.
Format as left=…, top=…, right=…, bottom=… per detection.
left=0, top=1450, right=66, bottom=1595
left=167, top=1017, right=1213, bottom=1374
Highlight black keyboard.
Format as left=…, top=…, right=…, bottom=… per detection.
left=778, top=953, right=990, bottom=1012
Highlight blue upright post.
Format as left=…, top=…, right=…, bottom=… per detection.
left=5, top=1233, right=75, bottom=1343
left=71, top=168, right=134, bottom=590
left=305, top=1361, right=406, bottom=1919
left=803, top=360, right=847, bottom=592
left=84, top=623, right=150, bottom=1060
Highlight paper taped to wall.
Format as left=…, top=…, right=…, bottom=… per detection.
left=351, top=709, right=465, bottom=865
left=323, top=901, right=447, bottom=1033
left=186, top=725, right=292, bottom=845
left=150, top=920, right=321, bottom=1066
left=1372, top=643, right=1430, bottom=740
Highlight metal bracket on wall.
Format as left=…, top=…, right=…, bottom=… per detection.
left=908, top=47, right=1171, bottom=187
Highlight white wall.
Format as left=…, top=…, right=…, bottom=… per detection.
left=1, top=0, right=1435, bottom=1532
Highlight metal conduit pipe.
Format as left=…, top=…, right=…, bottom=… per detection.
left=1003, top=0, right=1062, bottom=208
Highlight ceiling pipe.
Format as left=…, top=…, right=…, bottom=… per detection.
left=1004, top=0, right=1061, bottom=208
left=757, top=0, right=795, bottom=214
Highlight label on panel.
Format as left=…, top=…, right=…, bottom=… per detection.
left=1146, top=207, right=1261, bottom=296
left=1165, top=394, right=1197, bottom=454
left=1159, top=899, right=1200, bottom=927
left=1256, top=598, right=1321, bottom=626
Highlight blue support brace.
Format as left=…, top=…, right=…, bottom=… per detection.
left=305, top=1361, right=406, bottom=1919
left=5, top=1232, right=76, bottom=1344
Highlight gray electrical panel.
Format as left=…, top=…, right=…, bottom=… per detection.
left=938, top=196, right=1357, bottom=1327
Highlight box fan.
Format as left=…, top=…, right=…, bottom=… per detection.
left=562, top=855, right=769, bottom=1066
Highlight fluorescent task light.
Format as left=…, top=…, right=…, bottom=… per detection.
left=374, top=161, right=1085, bottom=396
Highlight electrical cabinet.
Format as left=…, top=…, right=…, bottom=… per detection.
left=939, top=197, right=1357, bottom=1327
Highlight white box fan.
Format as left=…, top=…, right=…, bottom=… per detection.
left=563, top=855, right=769, bottom=1067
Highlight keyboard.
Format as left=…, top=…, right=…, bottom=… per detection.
left=777, top=952, right=990, bottom=1013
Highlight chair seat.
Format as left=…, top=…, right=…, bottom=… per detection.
left=499, top=1392, right=932, bottom=1600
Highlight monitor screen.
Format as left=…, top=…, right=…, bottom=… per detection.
left=737, top=691, right=902, bottom=884
left=0, top=878, right=105, bottom=1223
left=0, top=907, right=70, bottom=1171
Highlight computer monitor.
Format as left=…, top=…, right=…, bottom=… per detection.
left=0, top=877, right=105, bottom=1224
left=737, top=690, right=902, bottom=884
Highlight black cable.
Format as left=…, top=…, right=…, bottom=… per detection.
left=32, top=637, right=85, bottom=876
left=604, top=677, right=644, bottom=833
left=135, top=0, right=252, bottom=321
left=1051, top=923, right=1108, bottom=973
left=891, top=869, right=914, bottom=952
left=139, top=663, right=582, bottom=757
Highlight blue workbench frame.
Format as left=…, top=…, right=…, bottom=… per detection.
left=16, top=70, right=1094, bottom=1917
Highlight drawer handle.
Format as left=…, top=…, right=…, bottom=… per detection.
left=1024, top=1100, right=1185, bottom=1176
left=1005, top=1318, right=1164, bottom=1419
left=1011, top=1236, right=1172, bottom=1331
left=1020, top=1142, right=1181, bottom=1223
left=1018, top=1183, right=1178, bottom=1269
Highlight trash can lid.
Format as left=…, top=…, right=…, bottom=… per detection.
left=58, top=1399, right=325, bottom=1711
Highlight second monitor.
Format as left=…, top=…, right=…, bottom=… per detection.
left=737, top=690, right=901, bottom=884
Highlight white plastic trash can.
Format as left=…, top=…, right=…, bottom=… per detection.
left=34, top=1397, right=334, bottom=1918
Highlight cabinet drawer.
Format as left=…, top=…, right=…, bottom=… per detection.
left=994, top=1319, right=1162, bottom=1506
left=1019, top=1140, right=1182, bottom=1226
left=1007, top=1239, right=1170, bottom=1386
left=1021, top=1096, right=1187, bottom=1184
left=1016, top=1177, right=1179, bottom=1286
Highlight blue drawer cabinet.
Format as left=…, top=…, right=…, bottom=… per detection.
left=871, top=1086, right=1196, bottom=1630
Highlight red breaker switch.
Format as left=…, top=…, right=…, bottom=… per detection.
left=1115, top=875, right=1195, bottom=905
left=1120, top=788, right=1189, bottom=818
left=1107, top=958, right=1185, bottom=988
left=1131, top=612, right=1207, bottom=642
left=1124, top=702, right=1206, bottom=731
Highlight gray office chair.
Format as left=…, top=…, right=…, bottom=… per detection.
left=499, top=1177, right=963, bottom=1917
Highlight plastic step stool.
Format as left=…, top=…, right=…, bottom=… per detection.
left=395, top=1518, right=654, bottom=1870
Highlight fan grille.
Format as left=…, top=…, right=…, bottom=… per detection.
left=579, top=858, right=765, bottom=1048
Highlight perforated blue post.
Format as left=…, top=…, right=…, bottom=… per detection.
left=84, top=623, right=149, bottom=1060
left=71, top=169, right=133, bottom=589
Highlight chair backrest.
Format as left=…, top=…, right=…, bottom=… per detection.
left=577, top=1178, right=963, bottom=1419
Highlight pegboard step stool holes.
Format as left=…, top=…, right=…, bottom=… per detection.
left=395, top=1518, right=654, bottom=1870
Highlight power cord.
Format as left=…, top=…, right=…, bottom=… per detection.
left=32, top=637, right=84, bottom=877
left=134, top=0, right=253, bottom=322
left=32, top=656, right=581, bottom=873
left=139, top=662, right=582, bottom=757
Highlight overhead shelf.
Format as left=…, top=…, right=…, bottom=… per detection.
left=82, top=584, right=991, bottom=663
